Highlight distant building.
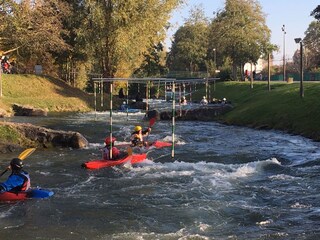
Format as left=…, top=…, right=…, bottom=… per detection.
left=244, top=57, right=269, bottom=76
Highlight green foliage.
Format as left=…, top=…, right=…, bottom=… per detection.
left=0, top=0, right=71, bottom=75
left=304, top=21, right=320, bottom=68
left=167, top=6, right=209, bottom=72
left=0, top=125, right=21, bottom=144
left=79, top=0, right=183, bottom=78
left=208, top=0, right=271, bottom=79
left=311, top=5, right=320, bottom=20
left=133, top=43, right=168, bottom=77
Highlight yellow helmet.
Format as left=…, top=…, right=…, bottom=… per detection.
left=134, top=126, right=142, bottom=132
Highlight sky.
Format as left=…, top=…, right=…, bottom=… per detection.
left=167, top=0, right=319, bottom=64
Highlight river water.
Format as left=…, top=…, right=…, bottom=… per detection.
left=1, top=108, right=320, bottom=240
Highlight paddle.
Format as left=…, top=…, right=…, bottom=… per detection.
left=149, top=117, right=156, bottom=128
left=146, top=117, right=156, bottom=145
left=127, top=147, right=133, bottom=156
left=0, top=148, right=36, bottom=177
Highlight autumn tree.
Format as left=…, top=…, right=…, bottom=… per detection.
left=78, top=0, right=183, bottom=78
left=0, top=0, right=71, bottom=75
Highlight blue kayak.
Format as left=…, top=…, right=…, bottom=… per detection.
left=0, top=188, right=54, bottom=201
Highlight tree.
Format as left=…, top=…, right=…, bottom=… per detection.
left=133, top=42, right=168, bottom=77
left=0, top=0, right=71, bottom=75
left=79, top=0, right=183, bottom=78
left=208, top=0, right=271, bottom=80
left=167, top=6, right=209, bottom=73
left=303, top=21, right=320, bottom=69
left=311, top=5, right=320, bottom=20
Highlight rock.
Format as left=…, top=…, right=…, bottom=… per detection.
left=0, top=122, right=88, bottom=149
left=0, top=108, right=11, bottom=118
left=159, top=104, right=233, bottom=121
left=12, top=104, right=48, bottom=116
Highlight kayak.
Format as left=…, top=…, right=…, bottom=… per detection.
left=149, top=140, right=172, bottom=149
left=116, top=140, right=172, bottom=149
left=0, top=189, right=54, bottom=201
left=117, top=109, right=141, bottom=113
left=82, top=153, right=147, bottom=170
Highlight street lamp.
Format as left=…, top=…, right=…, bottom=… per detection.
left=282, top=24, right=286, bottom=81
left=294, top=37, right=304, bottom=98
left=213, top=48, right=216, bottom=69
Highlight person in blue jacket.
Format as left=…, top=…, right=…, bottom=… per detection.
left=0, top=158, right=31, bottom=193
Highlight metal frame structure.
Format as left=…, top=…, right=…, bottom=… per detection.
left=92, top=77, right=220, bottom=159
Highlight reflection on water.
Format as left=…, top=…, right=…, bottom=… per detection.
left=1, top=111, right=320, bottom=239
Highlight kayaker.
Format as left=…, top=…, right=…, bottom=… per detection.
left=102, top=136, right=126, bottom=160
left=131, top=125, right=151, bottom=147
left=119, top=101, right=127, bottom=111
left=0, top=158, right=31, bottom=193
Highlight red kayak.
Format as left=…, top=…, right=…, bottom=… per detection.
left=149, top=140, right=172, bottom=149
left=0, top=189, right=54, bottom=201
left=116, top=140, right=172, bottom=149
left=82, top=153, right=147, bottom=170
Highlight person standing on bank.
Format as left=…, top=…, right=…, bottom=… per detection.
left=0, top=158, right=30, bottom=193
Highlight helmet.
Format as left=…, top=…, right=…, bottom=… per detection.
left=10, top=158, right=23, bottom=170
left=203, top=96, right=206, bottom=99
left=105, top=136, right=116, bottom=145
left=223, top=98, right=226, bottom=101
left=123, top=101, right=126, bottom=104
left=134, top=126, right=142, bottom=132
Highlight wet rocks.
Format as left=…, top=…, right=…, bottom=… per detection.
left=157, top=104, right=233, bottom=121
left=12, top=104, right=48, bottom=117
left=0, top=122, right=88, bottom=151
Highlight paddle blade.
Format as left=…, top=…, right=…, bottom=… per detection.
left=149, top=117, right=156, bottom=127
left=18, top=148, right=36, bottom=160
left=127, top=147, right=133, bottom=156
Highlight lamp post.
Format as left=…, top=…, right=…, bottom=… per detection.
left=281, top=24, right=286, bottom=81
left=294, top=38, right=304, bottom=98
left=213, top=48, right=216, bottom=69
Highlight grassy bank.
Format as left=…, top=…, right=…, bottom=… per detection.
left=0, top=74, right=94, bottom=112
left=198, top=81, right=320, bottom=141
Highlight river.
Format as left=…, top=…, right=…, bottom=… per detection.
left=1, top=109, right=320, bottom=240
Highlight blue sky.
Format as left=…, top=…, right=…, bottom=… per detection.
left=167, top=0, right=319, bottom=64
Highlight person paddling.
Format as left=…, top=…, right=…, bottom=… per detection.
left=102, top=136, right=127, bottom=160
left=131, top=125, right=151, bottom=147
left=0, top=158, right=31, bottom=193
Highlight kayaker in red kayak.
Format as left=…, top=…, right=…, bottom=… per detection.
left=103, top=136, right=127, bottom=160
left=131, top=125, right=151, bottom=147
left=0, top=158, right=31, bottom=193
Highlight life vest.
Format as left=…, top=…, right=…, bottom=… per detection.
left=103, top=146, right=120, bottom=160
left=131, top=132, right=144, bottom=147
left=10, top=171, right=30, bottom=192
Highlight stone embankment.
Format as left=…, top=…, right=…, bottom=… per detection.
left=146, top=104, right=233, bottom=121
left=0, top=122, right=88, bottom=153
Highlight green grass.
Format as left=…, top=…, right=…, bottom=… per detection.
left=0, top=74, right=94, bottom=112
left=193, top=81, right=320, bottom=141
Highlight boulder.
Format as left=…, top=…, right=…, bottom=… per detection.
left=0, top=122, right=88, bottom=150
left=12, top=104, right=48, bottom=116
left=159, top=104, right=233, bottom=121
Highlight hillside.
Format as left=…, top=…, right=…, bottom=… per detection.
left=0, top=74, right=94, bottom=112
